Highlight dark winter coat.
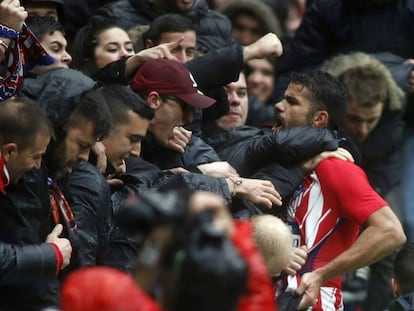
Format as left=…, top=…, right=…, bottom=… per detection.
left=0, top=167, right=59, bottom=310
left=106, top=156, right=234, bottom=271
left=203, top=125, right=338, bottom=177
left=60, top=162, right=114, bottom=274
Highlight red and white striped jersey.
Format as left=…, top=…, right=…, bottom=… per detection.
left=284, top=158, right=387, bottom=310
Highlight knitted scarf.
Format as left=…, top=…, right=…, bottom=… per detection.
left=0, top=24, right=54, bottom=101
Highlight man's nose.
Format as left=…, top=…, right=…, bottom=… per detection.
left=63, top=50, right=72, bottom=64
left=77, top=149, right=90, bottom=162
left=183, top=111, right=194, bottom=124
left=357, top=122, right=369, bottom=136
left=176, top=50, right=188, bottom=64
left=130, top=143, right=141, bottom=157
left=228, top=92, right=241, bottom=106
left=33, top=158, right=42, bottom=170
left=274, top=101, right=285, bottom=112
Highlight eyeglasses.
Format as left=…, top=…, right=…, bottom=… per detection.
left=161, top=95, right=195, bottom=115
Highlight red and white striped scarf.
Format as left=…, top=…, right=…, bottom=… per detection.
left=0, top=24, right=54, bottom=101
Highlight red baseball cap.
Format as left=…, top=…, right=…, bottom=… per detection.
left=131, top=58, right=215, bottom=109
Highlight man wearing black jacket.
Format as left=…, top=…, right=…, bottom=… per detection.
left=14, top=69, right=112, bottom=308
left=42, top=87, right=112, bottom=279
left=0, top=98, right=72, bottom=310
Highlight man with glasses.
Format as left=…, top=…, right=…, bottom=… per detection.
left=130, top=58, right=282, bottom=213
left=131, top=58, right=214, bottom=154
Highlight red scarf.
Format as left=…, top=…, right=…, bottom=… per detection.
left=0, top=24, right=54, bottom=101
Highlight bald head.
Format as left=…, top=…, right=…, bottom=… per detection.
left=251, top=215, right=292, bottom=277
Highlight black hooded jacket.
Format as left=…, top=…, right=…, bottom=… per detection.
left=203, top=125, right=339, bottom=177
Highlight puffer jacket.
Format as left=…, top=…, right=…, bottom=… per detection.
left=0, top=166, right=60, bottom=310
left=59, top=162, right=115, bottom=276
left=92, top=0, right=234, bottom=53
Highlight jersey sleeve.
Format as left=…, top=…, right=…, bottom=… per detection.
left=315, top=158, right=388, bottom=225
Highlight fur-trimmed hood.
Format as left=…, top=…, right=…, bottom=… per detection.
left=322, top=52, right=404, bottom=111
left=219, top=0, right=282, bottom=37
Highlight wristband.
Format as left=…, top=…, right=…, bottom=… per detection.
left=50, top=243, right=64, bottom=274
left=0, top=24, right=19, bottom=39
left=228, top=176, right=243, bottom=197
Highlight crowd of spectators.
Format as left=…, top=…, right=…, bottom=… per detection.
left=1, top=0, right=413, bottom=310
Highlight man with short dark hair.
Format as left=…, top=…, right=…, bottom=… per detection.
left=51, top=86, right=125, bottom=276
left=142, top=13, right=197, bottom=64
left=43, top=89, right=112, bottom=180
left=25, top=15, right=72, bottom=75
left=274, top=70, right=406, bottom=310
left=69, top=84, right=156, bottom=272
left=99, top=84, right=154, bottom=169
left=201, top=71, right=349, bottom=220
left=0, top=97, right=72, bottom=310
